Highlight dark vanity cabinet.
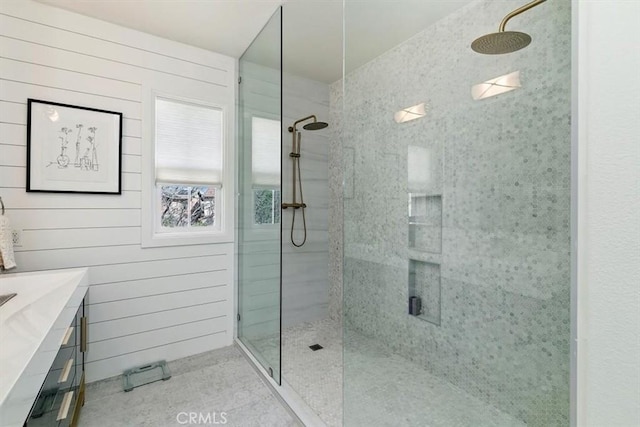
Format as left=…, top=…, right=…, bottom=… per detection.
left=25, top=299, right=87, bottom=427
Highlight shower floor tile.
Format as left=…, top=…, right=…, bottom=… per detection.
left=281, top=318, right=526, bottom=427
left=282, top=318, right=343, bottom=427
left=78, top=345, right=300, bottom=427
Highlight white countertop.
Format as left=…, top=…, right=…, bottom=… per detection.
left=0, top=268, right=88, bottom=427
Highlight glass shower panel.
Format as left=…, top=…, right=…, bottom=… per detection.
left=237, top=7, right=282, bottom=383
left=341, top=0, right=571, bottom=425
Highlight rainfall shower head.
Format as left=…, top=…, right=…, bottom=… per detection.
left=288, top=115, right=329, bottom=133
left=471, top=0, right=546, bottom=55
left=471, top=31, right=532, bottom=55
left=303, top=121, right=328, bottom=131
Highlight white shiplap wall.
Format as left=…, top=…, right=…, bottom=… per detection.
left=281, top=73, right=330, bottom=327
left=0, top=0, right=236, bottom=382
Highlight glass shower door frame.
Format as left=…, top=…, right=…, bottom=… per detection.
left=236, top=6, right=283, bottom=385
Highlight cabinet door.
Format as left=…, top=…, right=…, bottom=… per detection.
left=26, top=349, right=77, bottom=426
left=26, top=300, right=84, bottom=426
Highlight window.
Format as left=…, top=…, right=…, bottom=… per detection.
left=251, top=116, right=281, bottom=225
left=160, top=185, right=216, bottom=228
left=155, top=97, right=223, bottom=233
left=254, top=188, right=281, bottom=225
left=143, top=94, right=230, bottom=246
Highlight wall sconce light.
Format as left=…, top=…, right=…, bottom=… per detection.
left=471, top=70, right=521, bottom=100
left=394, top=102, right=427, bottom=124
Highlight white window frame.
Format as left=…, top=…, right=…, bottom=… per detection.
left=142, top=89, right=234, bottom=247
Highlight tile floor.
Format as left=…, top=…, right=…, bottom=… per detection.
left=80, top=323, right=527, bottom=427
left=78, top=345, right=300, bottom=427
left=281, top=318, right=342, bottom=427
left=280, top=319, right=526, bottom=427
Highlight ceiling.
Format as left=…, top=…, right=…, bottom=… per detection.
left=37, top=0, right=473, bottom=83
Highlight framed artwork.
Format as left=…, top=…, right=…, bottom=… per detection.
left=26, top=99, right=123, bottom=194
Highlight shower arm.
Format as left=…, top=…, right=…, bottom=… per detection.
left=288, top=115, right=318, bottom=134
left=498, top=0, right=547, bottom=32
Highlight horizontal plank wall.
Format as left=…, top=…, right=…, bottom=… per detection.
left=0, top=0, right=236, bottom=382
left=238, top=62, right=330, bottom=339
left=281, top=73, right=330, bottom=327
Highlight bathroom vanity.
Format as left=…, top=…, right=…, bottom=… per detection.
left=0, top=269, right=89, bottom=427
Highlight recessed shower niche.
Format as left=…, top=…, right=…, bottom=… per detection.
left=408, top=259, right=441, bottom=325
left=407, top=143, right=443, bottom=254
left=408, top=194, right=442, bottom=253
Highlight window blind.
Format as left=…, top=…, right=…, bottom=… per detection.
left=155, top=97, right=223, bottom=185
left=251, top=116, right=281, bottom=187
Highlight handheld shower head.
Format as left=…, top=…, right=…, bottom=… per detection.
left=471, top=0, right=546, bottom=55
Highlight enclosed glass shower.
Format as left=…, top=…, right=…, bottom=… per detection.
left=237, top=1, right=572, bottom=426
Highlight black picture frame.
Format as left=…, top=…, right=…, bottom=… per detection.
left=26, top=99, right=123, bottom=194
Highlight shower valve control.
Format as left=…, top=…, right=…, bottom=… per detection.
left=282, top=202, right=306, bottom=209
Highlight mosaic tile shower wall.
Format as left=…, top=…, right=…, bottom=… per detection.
left=330, top=0, right=571, bottom=424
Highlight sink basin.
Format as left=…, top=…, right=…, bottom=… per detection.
left=0, top=293, right=17, bottom=307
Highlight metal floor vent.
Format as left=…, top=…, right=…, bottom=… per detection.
left=309, top=344, right=323, bottom=351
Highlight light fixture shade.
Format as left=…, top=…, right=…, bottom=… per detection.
left=471, top=71, right=521, bottom=100
left=394, top=102, right=427, bottom=124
